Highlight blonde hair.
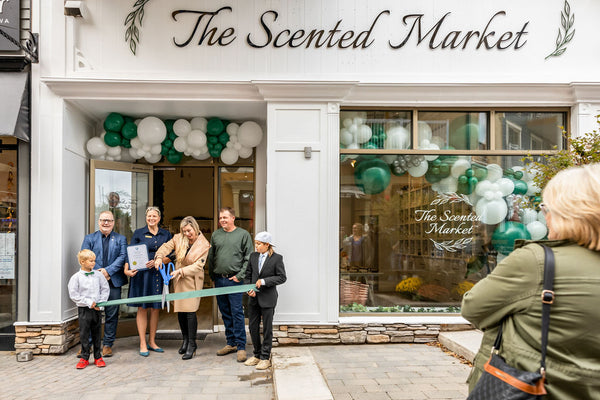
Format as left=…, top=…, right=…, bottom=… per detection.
left=174, top=216, right=200, bottom=262
left=77, top=249, right=96, bottom=265
left=542, top=163, right=600, bottom=251
left=146, top=206, right=161, bottom=218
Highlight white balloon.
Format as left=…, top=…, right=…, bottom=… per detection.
left=184, top=149, right=191, bottom=156
left=190, top=117, right=208, bottom=132
left=345, top=143, right=360, bottom=159
left=187, top=130, right=207, bottom=149
left=100, top=131, right=106, bottom=139
left=173, top=119, right=192, bottom=137
left=99, top=155, right=106, bottom=160
left=106, top=156, right=114, bottom=161
left=192, top=152, right=211, bottom=160
left=130, top=137, right=142, bottom=149
left=418, top=121, right=432, bottom=142
left=226, top=122, right=239, bottom=136
left=120, top=149, right=137, bottom=163
left=475, top=198, right=508, bottom=225
left=229, top=135, right=238, bottom=143
left=151, top=144, right=162, bottom=155
left=407, top=160, right=428, bottom=177
left=342, top=118, right=353, bottom=128
left=200, top=145, right=208, bottom=154
left=107, top=146, right=122, bottom=157
left=220, top=148, right=239, bottom=165
left=129, top=147, right=143, bottom=160
left=537, top=211, right=546, bottom=224
left=451, top=159, right=471, bottom=178
left=348, top=123, right=358, bottom=135
left=422, top=143, right=440, bottom=161
left=382, top=155, right=397, bottom=164
left=137, top=116, right=167, bottom=145
left=136, top=148, right=146, bottom=158
left=521, top=209, right=538, bottom=225
left=384, top=126, right=410, bottom=150
left=86, top=137, right=107, bottom=157
left=142, top=144, right=151, bottom=152
left=340, top=128, right=354, bottom=146
left=475, top=180, right=493, bottom=196
left=226, top=141, right=233, bottom=148
left=496, top=178, right=515, bottom=197
left=144, top=153, right=162, bottom=163
left=526, top=182, right=541, bottom=196
left=134, top=119, right=142, bottom=125
left=234, top=142, right=242, bottom=150
left=486, top=164, right=503, bottom=182
left=192, top=149, right=201, bottom=157
left=483, top=190, right=495, bottom=201
left=353, top=117, right=366, bottom=126
left=438, top=176, right=458, bottom=193
left=173, top=137, right=188, bottom=152
left=239, top=146, right=253, bottom=158
left=527, top=221, right=548, bottom=240
left=356, top=125, right=372, bottom=144
left=237, top=121, right=263, bottom=148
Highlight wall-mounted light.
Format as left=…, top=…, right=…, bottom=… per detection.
left=64, top=1, right=88, bottom=19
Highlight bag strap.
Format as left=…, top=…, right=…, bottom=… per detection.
left=492, top=244, right=555, bottom=377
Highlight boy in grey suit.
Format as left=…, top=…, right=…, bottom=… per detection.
left=244, top=232, right=287, bottom=370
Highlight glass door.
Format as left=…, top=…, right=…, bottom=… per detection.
left=90, top=160, right=153, bottom=334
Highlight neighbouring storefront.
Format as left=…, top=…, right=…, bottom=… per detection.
left=13, top=0, right=600, bottom=352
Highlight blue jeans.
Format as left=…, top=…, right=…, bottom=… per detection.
left=102, top=285, right=121, bottom=347
left=215, top=277, right=246, bottom=350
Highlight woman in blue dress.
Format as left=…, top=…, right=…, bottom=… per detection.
left=124, top=206, right=172, bottom=356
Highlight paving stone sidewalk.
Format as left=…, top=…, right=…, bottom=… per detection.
left=310, top=343, right=470, bottom=400
left=0, top=333, right=471, bottom=400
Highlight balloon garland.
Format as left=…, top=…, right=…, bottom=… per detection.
left=340, top=115, right=548, bottom=253
left=86, top=113, right=263, bottom=165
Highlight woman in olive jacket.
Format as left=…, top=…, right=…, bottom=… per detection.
left=154, top=216, right=210, bottom=360
left=462, top=163, right=600, bottom=399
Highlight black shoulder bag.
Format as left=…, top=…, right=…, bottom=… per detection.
left=467, top=245, right=555, bottom=400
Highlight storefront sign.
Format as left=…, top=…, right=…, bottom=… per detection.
left=414, top=193, right=480, bottom=252
left=124, top=1, right=575, bottom=59
left=0, top=0, right=20, bottom=51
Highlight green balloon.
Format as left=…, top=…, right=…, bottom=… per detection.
left=457, top=182, right=469, bottom=195
left=121, top=122, right=138, bottom=139
left=465, top=168, right=474, bottom=178
left=358, top=143, right=378, bottom=160
left=166, top=152, right=183, bottom=164
left=491, top=221, right=531, bottom=255
left=160, top=145, right=170, bottom=156
left=473, top=166, right=488, bottom=180
left=432, top=159, right=441, bottom=167
left=104, top=113, right=125, bottom=132
left=168, top=131, right=177, bottom=141
left=354, top=159, right=391, bottom=195
left=213, top=143, right=223, bottom=152
left=124, top=116, right=134, bottom=124
left=163, top=139, right=173, bottom=148
left=164, top=119, right=175, bottom=133
left=104, top=131, right=122, bottom=147
left=512, top=180, right=528, bottom=195
left=505, top=168, right=515, bottom=177
left=209, top=149, right=221, bottom=158
left=425, top=168, right=442, bottom=183
left=207, top=118, right=224, bottom=135
left=458, top=175, right=468, bottom=184
left=468, top=177, right=478, bottom=193
left=438, top=163, right=450, bottom=178
left=121, top=138, right=131, bottom=148
left=208, top=136, right=219, bottom=144
left=450, top=123, right=479, bottom=150
left=513, top=170, right=524, bottom=180
left=532, top=196, right=542, bottom=206
left=218, top=132, right=230, bottom=145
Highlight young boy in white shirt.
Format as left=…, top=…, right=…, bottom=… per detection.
left=68, top=249, right=110, bottom=369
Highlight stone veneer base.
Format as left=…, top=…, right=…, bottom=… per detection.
left=14, top=318, right=79, bottom=355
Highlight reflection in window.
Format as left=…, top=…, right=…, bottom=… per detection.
left=495, top=112, right=565, bottom=151
left=340, top=110, right=412, bottom=151
left=340, top=154, right=547, bottom=311
left=418, top=111, right=488, bottom=150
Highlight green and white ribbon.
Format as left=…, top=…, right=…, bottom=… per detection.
left=97, top=284, right=257, bottom=307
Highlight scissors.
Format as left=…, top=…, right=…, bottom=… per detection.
left=159, top=262, right=175, bottom=312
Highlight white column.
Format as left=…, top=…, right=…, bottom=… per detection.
left=266, top=102, right=339, bottom=323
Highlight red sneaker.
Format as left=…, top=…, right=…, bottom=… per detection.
left=76, top=358, right=89, bottom=369
left=94, top=357, right=106, bottom=368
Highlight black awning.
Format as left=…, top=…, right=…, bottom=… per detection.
left=0, top=71, right=29, bottom=141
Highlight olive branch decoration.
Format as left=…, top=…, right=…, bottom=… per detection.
left=545, top=0, right=575, bottom=60
left=430, top=192, right=472, bottom=207
left=125, top=0, right=152, bottom=55
left=430, top=238, right=473, bottom=253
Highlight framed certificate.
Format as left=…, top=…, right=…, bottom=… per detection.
left=127, top=244, right=149, bottom=270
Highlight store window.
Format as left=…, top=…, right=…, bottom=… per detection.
left=339, top=109, right=566, bottom=313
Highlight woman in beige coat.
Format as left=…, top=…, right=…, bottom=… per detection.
left=154, top=216, right=210, bottom=360
left=462, top=164, right=600, bottom=399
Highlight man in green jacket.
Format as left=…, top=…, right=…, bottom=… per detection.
left=208, top=207, right=253, bottom=362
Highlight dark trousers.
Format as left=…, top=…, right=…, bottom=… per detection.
left=215, top=277, right=246, bottom=350
left=103, top=284, right=121, bottom=347
left=248, top=301, right=274, bottom=360
left=78, top=307, right=102, bottom=360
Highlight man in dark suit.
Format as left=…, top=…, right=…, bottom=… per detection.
left=244, top=231, right=287, bottom=370
left=81, top=210, right=127, bottom=357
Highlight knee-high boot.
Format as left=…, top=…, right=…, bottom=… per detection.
left=182, top=312, right=197, bottom=360
left=177, top=312, right=189, bottom=355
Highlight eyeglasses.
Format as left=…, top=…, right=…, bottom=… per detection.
left=539, top=203, right=550, bottom=216
left=99, top=219, right=114, bottom=223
